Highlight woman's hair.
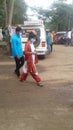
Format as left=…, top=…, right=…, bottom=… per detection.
left=28, top=32, right=36, bottom=40
left=16, top=26, right=21, bottom=32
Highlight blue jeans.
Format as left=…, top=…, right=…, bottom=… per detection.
left=47, top=44, right=51, bottom=53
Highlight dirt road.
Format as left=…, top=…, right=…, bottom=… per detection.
left=0, top=45, right=73, bottom=130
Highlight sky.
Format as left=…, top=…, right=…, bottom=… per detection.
left=24, top=0, right=73, bottom=20
left=25, top=0, right=53, bottom=9
left=25, top=0, right=72, bottom=8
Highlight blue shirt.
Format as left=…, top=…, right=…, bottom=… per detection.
left=11, top=34, right=23, bottom=58
left=46, top=33, right=51, bottom=45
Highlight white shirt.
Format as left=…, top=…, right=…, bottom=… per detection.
left=30, top=42, right=35, bottom=63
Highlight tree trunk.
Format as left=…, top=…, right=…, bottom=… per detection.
left=8, top=0, right=15, bottom=26
left=3, top=0, right=15, bottom=26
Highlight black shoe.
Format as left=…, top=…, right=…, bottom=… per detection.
left=14, top=70, right=16, bottom=74
left=14, top=70, right=20, bottom=77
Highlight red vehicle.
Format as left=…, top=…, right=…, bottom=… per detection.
left=54, top=31, right=67, bottom=44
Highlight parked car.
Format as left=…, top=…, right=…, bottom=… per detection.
left=54, top=31, right=67, bottom=44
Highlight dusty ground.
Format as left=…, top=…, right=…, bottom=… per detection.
left=0, top=45, right=73, bottom=130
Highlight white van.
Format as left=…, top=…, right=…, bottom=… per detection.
left=21, top=20, right=47, bottom=58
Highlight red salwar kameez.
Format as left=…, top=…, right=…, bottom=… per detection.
left=20, top=41, right=42, bottom=86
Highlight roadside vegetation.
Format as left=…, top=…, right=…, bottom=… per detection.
left=0, top=0, right=73, bottom=54
left=0, top=0, right=27, bottom=27
left=32, top=0, right=73, bottom=31
left=0, top=0, right=73, bottom=31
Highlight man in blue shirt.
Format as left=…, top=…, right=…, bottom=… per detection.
left=46, top=30, right=52, bottom=54
left=11, top=26, right=24, bottom=77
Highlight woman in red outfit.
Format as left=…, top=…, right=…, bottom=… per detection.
left=19, top=32, right=43, bottom=87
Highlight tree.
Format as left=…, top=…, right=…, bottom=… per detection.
left=31, top=1, right=73, bottom=31
left=12, top=0, right=27, bottom=25
left=0, top=0, right=5, bottom=26
left=3, top=0, right=15, bottom=26
left=51, top=2, right=73, bottom=31
left=0, top=0, right=27, bottom=27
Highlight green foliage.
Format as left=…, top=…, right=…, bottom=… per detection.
left=0, top=0, right=27, bottom=27
left=51, top=2, right=73, bottom=31
left=0, top=0, right=5, bottom=26
left=32, top=1, right=73, bottom=32
left=12, top=0, right=27, bottom=25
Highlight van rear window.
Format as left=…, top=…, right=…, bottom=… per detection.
left=22, top=29, right=40, bottom=38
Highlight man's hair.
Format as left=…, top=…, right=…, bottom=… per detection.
left=28, top=32, right=36, bottom=40
left=16, top=26, right=21, bottom=32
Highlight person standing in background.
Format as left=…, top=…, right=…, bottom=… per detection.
left=46, top=30, right=52, bottom=54
left=0, top=28, right=3, bottom=41
left=64, top=30, right=71, bottom=46
left=71, top=28, right=73, bottom=46
left=50, top=30, right=54, bottom=52
left=11, top=26, right=24, bottom=77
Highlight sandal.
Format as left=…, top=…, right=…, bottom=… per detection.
left=37, top=82, right=43, bottom=87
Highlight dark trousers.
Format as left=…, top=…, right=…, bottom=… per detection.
left=50, top=44, right=53, bottom=52
left=14, top=56, right=24, bottom=77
